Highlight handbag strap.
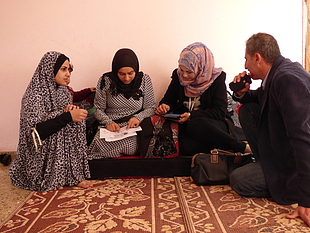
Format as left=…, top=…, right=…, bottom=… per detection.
left=211, top=148, right=244, bottom=164
left=211, top=148, right=240, bottom=155
left=191, top=153, right=206, bottom=167
left=191, top=148, right=248, bottom=167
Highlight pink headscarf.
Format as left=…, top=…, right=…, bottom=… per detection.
left=178, top=42, right=223, bottom=97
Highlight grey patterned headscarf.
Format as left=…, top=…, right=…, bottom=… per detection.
left=178, top=42, right=223, bottom=97
left=9, top=51, right=90, bottom=192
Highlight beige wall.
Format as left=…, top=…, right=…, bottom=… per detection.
left=0, top=0, right=303, bottom=151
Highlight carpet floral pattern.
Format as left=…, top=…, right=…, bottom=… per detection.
left=0, top=177, right=308, bottom=233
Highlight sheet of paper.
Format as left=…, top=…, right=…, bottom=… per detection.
left=100, top=126, right=142, bottom=141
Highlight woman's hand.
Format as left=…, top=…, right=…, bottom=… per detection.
left=64, top=104, right=78, bottom=112
left=176, top=112, right=191, bottom=124
left=106, top=122, right=121, bottom=132
left=155, top=104, right=170, bottom=114
left=127, top=117, right=140, bottom=130
left=70, top=109, right=88, bottom=122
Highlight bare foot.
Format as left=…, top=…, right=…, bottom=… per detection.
left=53, top=186, right=64, bottom=191
left=77, top=180, right=93, bottom=188
left=244, top=143, right=252, bottom=153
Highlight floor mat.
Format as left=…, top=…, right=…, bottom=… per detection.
left=0, top=177, right=307, bottom=232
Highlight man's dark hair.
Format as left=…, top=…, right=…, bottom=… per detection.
left=246, top=33, right=281, bottom=64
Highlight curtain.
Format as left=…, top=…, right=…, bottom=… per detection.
left=306, top=0, right=310, bottom=72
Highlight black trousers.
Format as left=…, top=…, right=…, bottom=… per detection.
left=179, top=117, right=246, bottom=156
left=229, top=102, right=270, bottom=198
left=238, top=102, right=260, bottom=160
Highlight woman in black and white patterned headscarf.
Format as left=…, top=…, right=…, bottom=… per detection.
left=9, top=51, right=93, bottom=192
left=88, top=48, right=156, bottom=159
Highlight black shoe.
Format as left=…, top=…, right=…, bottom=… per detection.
left=0, top=154, right=12, bottom=166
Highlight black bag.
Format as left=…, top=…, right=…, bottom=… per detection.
left=138, top=115, right=179, bottom=158
left=86, top=114, right=99, bottom=146
left=191, top=148, right=254, bottom=185
left=145, top=116, right=178, bottom=158
left=150, top=122, right=177, bottom=158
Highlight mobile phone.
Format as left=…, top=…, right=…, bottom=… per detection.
left=163, top=114, right=182, bottom=120
left=87, top=107, right=97, bottom=115
left=229, top=75, right=252, bottom=92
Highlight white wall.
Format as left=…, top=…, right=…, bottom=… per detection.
left=0, top=0, right=303, bottom=151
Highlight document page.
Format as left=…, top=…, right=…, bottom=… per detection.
left=100, top=126, right=142, bottom=141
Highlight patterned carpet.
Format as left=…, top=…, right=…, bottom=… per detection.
left=0, top=177, right=308, bottom=233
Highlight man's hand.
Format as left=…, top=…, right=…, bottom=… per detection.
left=286, top=206, right=310, bottom=227
left=233, top=71, right=251, bottom=96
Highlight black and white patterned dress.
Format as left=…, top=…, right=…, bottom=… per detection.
left=9, top=51, right=90, bottom=192
left=88, top=73, right=156, bottom=159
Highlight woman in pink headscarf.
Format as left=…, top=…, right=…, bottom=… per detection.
left=156, top=42, right=251, bottom=155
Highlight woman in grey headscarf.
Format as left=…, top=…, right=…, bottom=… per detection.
left=156, top=42, right=251, bottom=155
left=10, top=51, right=93, bottom=192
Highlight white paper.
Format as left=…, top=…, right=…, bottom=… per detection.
left=100, top=126, right=142, bottom=141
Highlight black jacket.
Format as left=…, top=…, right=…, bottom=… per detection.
left=160, top=69, right=232, bottom=125
left=234, top=55, right=310, bottom=207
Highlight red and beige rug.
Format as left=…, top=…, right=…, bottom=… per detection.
left=0, top=177, right=308, bottom=233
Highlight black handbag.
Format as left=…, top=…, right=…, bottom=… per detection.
left=191, top=148, right=254, bottom=185
left=145, top=116, right=178, bottom=158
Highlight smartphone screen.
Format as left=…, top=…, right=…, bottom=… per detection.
left=163, top=114, right=182, bottom=120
